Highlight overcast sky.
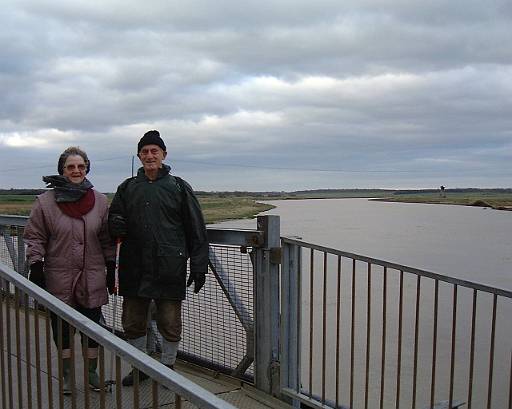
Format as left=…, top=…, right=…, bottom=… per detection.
left=1, top=0, right=511, bottom=192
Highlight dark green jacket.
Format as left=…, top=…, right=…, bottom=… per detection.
left=108, top=165, right=208, bottom=300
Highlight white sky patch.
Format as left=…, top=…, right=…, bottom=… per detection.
left=218, top=73, right=422, bottom=104
left=199, top=110, right=283, bottom=129
left=0, top=129, right=74, bottom=148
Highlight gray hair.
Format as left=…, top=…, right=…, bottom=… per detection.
left=57, top=146, right=90, bottom=175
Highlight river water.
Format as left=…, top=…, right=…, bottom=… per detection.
left=213, top=198, right=512, bottom=289
left=212, top=198, right=512, bottom=409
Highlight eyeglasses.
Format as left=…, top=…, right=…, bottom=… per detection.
left=65, top=164, right=86, bottom=171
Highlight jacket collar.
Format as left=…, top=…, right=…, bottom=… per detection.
left=136, top=163, right=171, bottom=182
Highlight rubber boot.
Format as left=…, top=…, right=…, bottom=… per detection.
left=88, top=358, right=103, bottom=391
left=160, top=340, right=179, bottom=389
left=62, top=358, right=72, bottom=395
left=122, top=336, right=149, bottom=386
left=161, top=339, right=179, bottom=368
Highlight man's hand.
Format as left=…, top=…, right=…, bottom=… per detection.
left=109, top=214, right=128, bottom=239
left=106, top=260, right=116, bottom=295
left=29, top=261, right=45, bottom=288
left=186, top=271, right=206, bottom=293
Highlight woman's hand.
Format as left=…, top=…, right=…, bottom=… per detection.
left=29, top=261, right=45, bottom=288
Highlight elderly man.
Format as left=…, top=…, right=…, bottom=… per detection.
left=109, top=130, right=208, bottom=386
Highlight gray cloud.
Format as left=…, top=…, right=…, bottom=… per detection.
left=1, top=0, right=511, bottom=191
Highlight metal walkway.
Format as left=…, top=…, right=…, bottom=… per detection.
left=1, top=303, right=288, bottom=409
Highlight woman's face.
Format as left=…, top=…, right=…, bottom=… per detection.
left=62, top=155, right=87, bottom=184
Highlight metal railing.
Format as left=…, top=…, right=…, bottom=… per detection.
left=0, top=215, right=263, bottom=384
left=280, top=238, right=512, bottom=409
left=4, top=212, right=512, bottom=409
left=0, top=260, right=237, bottom=409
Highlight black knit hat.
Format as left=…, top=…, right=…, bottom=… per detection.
left=137, top=130, right=166, bottom=153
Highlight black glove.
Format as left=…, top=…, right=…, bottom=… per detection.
left=187, top=271, right=206, bottom=293
left=109, top=214, right=128, bottom=239
left=29, top=261, right=45, bottom=288
left=106, top=260, right=116, bottom=295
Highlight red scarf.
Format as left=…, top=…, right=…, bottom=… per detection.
left=58, top=189, right=95, bottom=219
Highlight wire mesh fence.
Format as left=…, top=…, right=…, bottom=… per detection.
left=0, top=217, right=256, bottom=382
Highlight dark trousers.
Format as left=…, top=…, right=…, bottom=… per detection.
left=122, top=297, right=182, bottom=342
left=50, top=306, right=102, bottom=350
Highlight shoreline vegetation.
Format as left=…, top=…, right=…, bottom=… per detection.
left=0, top=188, right=511, bottom=224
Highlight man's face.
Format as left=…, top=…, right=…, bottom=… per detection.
left=138, top=144, right=167, bottom=173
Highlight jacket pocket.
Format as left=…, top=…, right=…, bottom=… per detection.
left=157, top=244, right=187, bottom=283
left=119, top=241, right=142, bottom=279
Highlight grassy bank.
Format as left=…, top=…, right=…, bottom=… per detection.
left=1, top=189, right=511, bottom=222
left=373, top=190, right=512, bottom=210
left=0, top=194, right=274, bottom=224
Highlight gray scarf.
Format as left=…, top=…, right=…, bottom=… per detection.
left=42, top=175, right=94, bottom=203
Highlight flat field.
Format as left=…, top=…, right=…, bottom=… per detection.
left=1, top=189, right=511, bottom=222
left=0, top=194, right=274, bottom=224
left=373, top=190, right=512, bottom=210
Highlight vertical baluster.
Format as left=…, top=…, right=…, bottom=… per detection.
left=322, top=252, right=327, bottom=404
left=82, top=334, right=90, bottom=409
left=133, top=369, right=140, bottom=408
left=350, top=259, right=356, bottom=409
left=467, top=290, right=477, bottom=409
left=365, top=263, right=372, bottom=409
left=430, top=280, right=439, bottom=409
left=7, top=283, right=14, bottom=409
left=15, top=289, right=24, bottom=408
left=309, top=248, right=314, bottom=397
left=395, top=271, right=403, bottom=409
left=412, top=276, right=421, bottom=409
left=335, top=255, right=342, bottom=408
left=380, top=267, right=387, bottom=409
left=24, top=293, right=33, bottom=409
left=152, top=379, right=159, bottom=409
left=297, top=245, right=303, bottom=396
left=34, top=300, right=42, bottom=409
left=69, top=326, right=76, bottom=409
left=487, top=295, right=497, bottom=409
left=116, top=355, right=122, bottom=408
left=449, top=285, right=458, bottom=408
left=0, top=278, right=8, bottom=409
left=45, top=309, right=53, bottom=409
left=99, top=345, right=106, bottom=409
left=57, top=317, right=64, bottom=409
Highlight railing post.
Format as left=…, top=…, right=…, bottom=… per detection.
left=254, top=215, right=281, bottom=396
left=16, top=226, right=26, bottom=275
left=281, top=240, right=301, bottom=407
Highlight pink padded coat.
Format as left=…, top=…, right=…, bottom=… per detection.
left=24, top=190, right=114, bottom=308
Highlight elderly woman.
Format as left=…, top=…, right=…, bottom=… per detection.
left=24, top=146, right=115, bottom=394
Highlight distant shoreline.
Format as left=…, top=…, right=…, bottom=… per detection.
left=371, top=197, right=512, bottom=211
left=1, top=189, right=511, bottom=223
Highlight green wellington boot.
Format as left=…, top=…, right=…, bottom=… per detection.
left=62, top=358, right=72, bottom=395
left=88, top=358, right=103, bottom=391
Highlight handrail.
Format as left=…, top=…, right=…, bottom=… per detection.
left=0, top=214, right=28, bottom=226
left=0, top=214, right=265, bottom=247
left=0, top=260, right=237, bottom=409
left=282, top=236, right=512, bottom=298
